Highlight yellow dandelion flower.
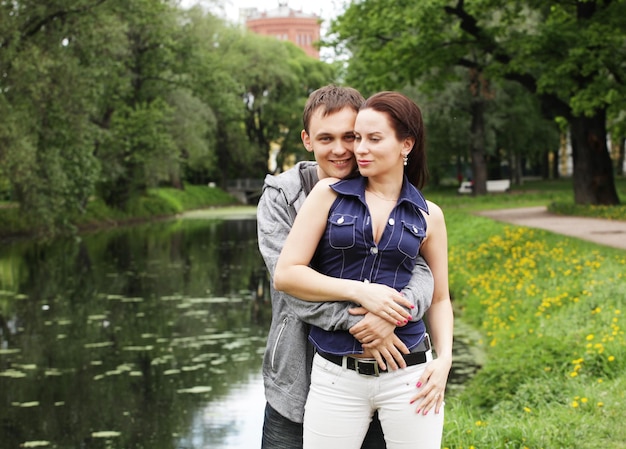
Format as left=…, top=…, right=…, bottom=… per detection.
left=570, top=372, right=578, bottom=377
left=524, top=407, right=531, bottom=413
left=597, top=402, right=604, bottom=407
left=608, top=355, right=615, bottom=362
left=571, top=401, right=579, bottom=408
left=586, top=334, right=594, bottom=341
left=581, top=397, right=588, bottom=403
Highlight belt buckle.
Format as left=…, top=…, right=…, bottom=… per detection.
left=354, top=359, right=380, bottom=377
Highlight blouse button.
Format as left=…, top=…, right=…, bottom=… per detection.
left=337, top=216, right=344, bottom=224
left=370, top=246, right=378, bottom=255
left=388, top=218, right=395, bottom=226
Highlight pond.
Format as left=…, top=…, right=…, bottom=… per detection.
left=0, top=209, right=482, bottom=449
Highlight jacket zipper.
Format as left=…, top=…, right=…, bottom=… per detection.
left=271, top=317, right=288, bottom=370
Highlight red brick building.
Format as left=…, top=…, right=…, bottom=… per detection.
left=244, top=3, right=321, bottom=59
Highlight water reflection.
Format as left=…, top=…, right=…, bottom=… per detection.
left=0, top=215, right=271, bottom=449
left=0, top=211, right=481, bottom=449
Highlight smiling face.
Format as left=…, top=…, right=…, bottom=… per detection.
left=354, top=108, right=412, bottom=179
left=301, top=106, right=358, bottom=180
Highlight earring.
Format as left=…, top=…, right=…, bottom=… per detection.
left=403, top=154, right=408, bottom=166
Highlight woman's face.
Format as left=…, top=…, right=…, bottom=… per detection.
left=354, top=108, right=411, bottom=178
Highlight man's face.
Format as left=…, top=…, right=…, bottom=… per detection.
left=301, top=107, right=358, bottom=180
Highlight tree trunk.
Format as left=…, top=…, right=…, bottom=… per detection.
left=552, top=150, right=560, bottom=180
left=615, top=137, right=625, bottom=177
left=541, top=149, right=550, bottom=179
left=569, top=110, right=620, bottom=205
left=469, top=96, right=488, bottom=195
left=512, top=151, right=523, bottom=185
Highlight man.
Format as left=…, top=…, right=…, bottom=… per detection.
left=257, top=85, right=434, bottom=448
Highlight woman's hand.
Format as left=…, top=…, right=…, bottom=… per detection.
left=410, top=355, right=452, bottom=415
left=355, top=282, right=414, bottom=325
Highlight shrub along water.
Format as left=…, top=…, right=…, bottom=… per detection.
left=0, top=184, right=240, bottom=239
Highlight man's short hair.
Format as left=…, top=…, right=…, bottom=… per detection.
left=302, top=85, right=364, bottom=133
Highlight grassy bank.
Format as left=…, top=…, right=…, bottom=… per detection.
left=0, top=184, right=240, bottom=239
left=442, top=211, right=625, bottom=448
left=427, top=179, right=626, bottom=449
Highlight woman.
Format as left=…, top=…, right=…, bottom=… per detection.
left=274, top=91, right=453, bottom=449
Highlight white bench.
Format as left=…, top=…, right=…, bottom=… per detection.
left=458, top=179, right=511, bottom=194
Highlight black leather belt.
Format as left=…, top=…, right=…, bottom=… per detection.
left=318, top=350, right=429, bottom=377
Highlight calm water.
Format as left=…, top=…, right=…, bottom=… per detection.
left=0, top=210, right=481, bottom=449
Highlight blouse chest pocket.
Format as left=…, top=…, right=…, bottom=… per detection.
left=328, top=214, right=357, bottom=249
left=397, top=220, right=426, bottom=259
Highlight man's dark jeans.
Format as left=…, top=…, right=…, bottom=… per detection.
left=261, top=402, right=386, bottom=449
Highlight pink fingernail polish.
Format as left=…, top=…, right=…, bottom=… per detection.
left=416, top=381, right=422, bottom=388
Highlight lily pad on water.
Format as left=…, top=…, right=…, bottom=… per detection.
left=177, top=386, right=212, bottom=394
left=13, top=401, right=39, bottom=407
left=160, top=294, right=184, bottom=301
left=0, top=369, right=26, bottom=378
left=181, top=363, right=206, bottom=372
left=122, top=345, right=154, bottom=351
left=21, top=441, right=50, bottom=447
left=91, top=431, right=121, bottom=438
left=0, top=348, right=20, bottom=355
left=84, top=342, right=114, bottom=349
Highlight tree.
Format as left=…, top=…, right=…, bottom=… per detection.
left=183, top=9, right=335, bottom=182
left=330, top=0, right=625, bottom=204
left=0, top=0, right=110, bottom=232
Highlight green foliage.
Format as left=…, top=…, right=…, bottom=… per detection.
left=1, top=1, right=336, bottom=234
left=329, top=0, right=625, bottom=204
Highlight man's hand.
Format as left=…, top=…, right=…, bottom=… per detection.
left=349, top=309, right=409, bottom=370
left=367, top=334, right=409, bottom=371
left=349, top=308, right=396, bottom=346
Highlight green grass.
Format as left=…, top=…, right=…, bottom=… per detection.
left=441, top=206, right=626, bottom=449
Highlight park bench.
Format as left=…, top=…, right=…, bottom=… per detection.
left=458, top=179, right=511, bottom=194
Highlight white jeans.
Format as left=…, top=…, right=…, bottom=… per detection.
left=303, top=352, right=444, bottom=449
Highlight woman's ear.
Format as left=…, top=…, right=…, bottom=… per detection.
left=403, top=137, right=415, bottom=153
